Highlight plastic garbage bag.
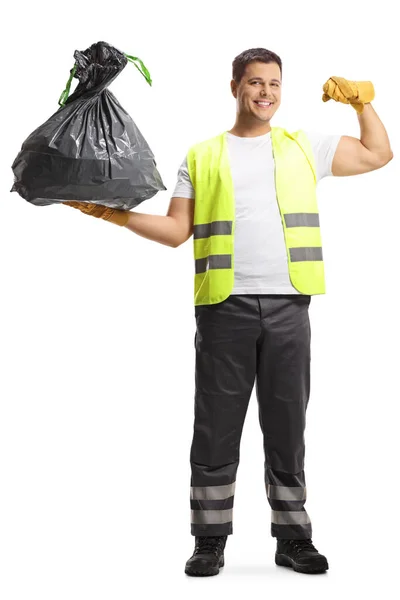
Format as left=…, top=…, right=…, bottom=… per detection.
left=10, top=41, right=166, bottom=211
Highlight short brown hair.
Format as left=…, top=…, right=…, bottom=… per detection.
left=232, top=48, right=282, bottom=84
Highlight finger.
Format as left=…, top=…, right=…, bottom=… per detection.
left=62, top=201, right=84, bottom=209
left=331, top=77, right=357, bottom=100
left=86, top=204, right=108, bottom=218
left=322, top=79, right=334, bottom=96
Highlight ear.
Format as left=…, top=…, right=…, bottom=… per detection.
left=230, top=79, right=237, bottom=98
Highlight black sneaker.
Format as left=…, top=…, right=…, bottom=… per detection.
left=185, top=535, right=227, bottom=576
left=275, top=538, right=329, bottom=574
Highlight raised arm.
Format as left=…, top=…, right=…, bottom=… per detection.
left=331, top=103, right=393, bottom=176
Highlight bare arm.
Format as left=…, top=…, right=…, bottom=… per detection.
left=124, top=212, right=180, bottom=247
left=123, top=196, right=194, bottom=248
left=357, top=102, right=393, bottom=161
left=332, top=103, right=393, bottom=176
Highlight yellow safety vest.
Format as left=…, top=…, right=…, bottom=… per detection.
left=187, top=126, right=326, bottom=306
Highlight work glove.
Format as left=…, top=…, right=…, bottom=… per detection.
left=322, top=76, right=375, bottom=114
left=62, top=201, right=130, bottom=226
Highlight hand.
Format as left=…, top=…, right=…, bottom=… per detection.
left=62, top=201, right=130, bottom=227
left=322, top=76, right=375, bottom=114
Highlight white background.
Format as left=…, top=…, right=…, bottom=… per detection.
left=1, top=0, right=399, bottom=598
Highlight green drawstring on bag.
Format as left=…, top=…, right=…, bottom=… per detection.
left=124, top=54, right=152, bottom=86
left=58, top=53, right=152, bottom=107
left=58, top=64, right=77, bottom=107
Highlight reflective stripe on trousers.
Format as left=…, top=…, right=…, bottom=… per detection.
left=190, top=294, right=312, bottom=539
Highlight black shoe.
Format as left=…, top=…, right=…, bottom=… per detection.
left=185, top=535, right=227, bottom=577
left=275, top=538, right=329, bottom=574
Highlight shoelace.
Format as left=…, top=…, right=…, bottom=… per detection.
left=287, top=538, right=317, bottom=555
left=195, top=536, right=226, bottom=555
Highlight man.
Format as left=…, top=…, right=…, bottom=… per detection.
left=64, top=48, right=393, bottom=576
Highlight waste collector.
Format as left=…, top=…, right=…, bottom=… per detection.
left=63, top=48, right=394, bottom=576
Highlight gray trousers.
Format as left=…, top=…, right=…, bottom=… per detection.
left=190, top=294, right=312, bottom=539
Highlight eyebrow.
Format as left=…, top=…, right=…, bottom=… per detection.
left=248, top=77, right=281, bottom=83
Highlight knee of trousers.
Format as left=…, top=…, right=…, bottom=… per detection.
left=190, top=460, right=239, bottom=487
left=266, top=449, right=306, bottom=475
left=190, top=422, right=243, bottom=468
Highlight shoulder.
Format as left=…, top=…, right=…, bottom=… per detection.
left=302, top=130, right=342, bottom=179
left=302, top=129, right=342, bottom=153
left=188, top=133, right=225, bottom=155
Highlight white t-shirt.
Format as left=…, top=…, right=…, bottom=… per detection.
left=172, top=130, right=341, bottom=294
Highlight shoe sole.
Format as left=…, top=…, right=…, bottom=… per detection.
left=275, top=552, right=328, bottom=574
left=185, top=557, right=224, bottom=577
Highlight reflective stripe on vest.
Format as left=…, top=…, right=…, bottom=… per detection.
left=187, top=127, right=326, bottom=305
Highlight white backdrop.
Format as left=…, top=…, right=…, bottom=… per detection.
left=1, top=1, right=399, bottom=598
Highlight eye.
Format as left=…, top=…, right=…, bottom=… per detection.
left=251, top=81, right=261, bottom=85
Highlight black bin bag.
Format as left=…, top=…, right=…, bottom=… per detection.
left=10, top=41, right=166, bottom=210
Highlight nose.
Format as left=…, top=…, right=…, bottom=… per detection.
left=261, top=90, right=274, bottom=100
left=261, top=88, right=272, bottom=96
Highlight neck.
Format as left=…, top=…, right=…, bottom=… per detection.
left=228, top=116, right=272, bottom=138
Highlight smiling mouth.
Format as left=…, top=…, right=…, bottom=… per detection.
left=254, top=101, right=273, bottom=108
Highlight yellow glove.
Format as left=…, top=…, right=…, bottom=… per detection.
left=322, top=76, right=375, bottom=114
left=62, top=201, right=130, bottom=226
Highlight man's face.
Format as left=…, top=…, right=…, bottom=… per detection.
left=231, top=61, right=282, bottom=123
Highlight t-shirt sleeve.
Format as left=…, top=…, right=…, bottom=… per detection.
left=171, top=155, right=195, bottom=199
left=304, top=130, right=342, bottom=181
